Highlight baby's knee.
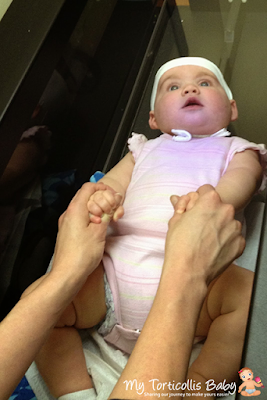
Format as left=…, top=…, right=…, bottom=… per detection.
left=232, top=266, right=254, bottom=315
left=55, top=298, right=105, bottom=329
left=208, top=264, right=254, bottom=321
left=39, top=326, right=76, bottom=358
left=222, top=266, right=254, bottom=335
left=56, top=302, right=77, bottom=327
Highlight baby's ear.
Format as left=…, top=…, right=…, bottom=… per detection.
left=230, top=100, right=238, bottom=121
left=148, top=111, right=159, bottom=130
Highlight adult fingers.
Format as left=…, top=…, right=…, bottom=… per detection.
left=170, top=196, right=184, bottom=221
left=196, top=185, right=235, bottom=223
left=175, top=194, right=191, bottom=214
left=170, top=195, right=180, bottom=208
left=113, top=205, right=124, bottom=222
left=197, top=184, right=216, bottom=196
left=227, top=219, right=246, bottom=258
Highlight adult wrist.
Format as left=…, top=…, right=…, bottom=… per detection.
left=161, top=258, right=208, bottom=295
left=37, top=269, right=85, bottom=316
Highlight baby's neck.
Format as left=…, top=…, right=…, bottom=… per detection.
left=191, top=134, right=212, bottom=138
left=166, top=128, right=230, bottom=142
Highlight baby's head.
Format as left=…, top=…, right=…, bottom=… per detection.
left=239, top=368, right=254, bottom=381
left=149, top=57, right=238, bottom=136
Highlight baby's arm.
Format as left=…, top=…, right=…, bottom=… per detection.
left=175, top=150, right=262, bottom=214
left=88, top=152, right=135, bottom=222
left=238, top=382, right=246, bottom=392
left=215, top=149, right=263, bottom=212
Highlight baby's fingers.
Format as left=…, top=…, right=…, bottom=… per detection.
left=94, top=191, right=115, bottom=214
left=88, top=191, right=116, bottom=216
left=96, top=190, right=123, bottom=214
left=87, top=199, right=106, bottom=217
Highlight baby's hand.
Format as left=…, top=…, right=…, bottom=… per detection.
left=87, top=189, right=124, bottom=223
left=175, top=191, right=199, bottom=214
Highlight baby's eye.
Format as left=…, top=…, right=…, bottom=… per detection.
left=200, top=81, right=210, bottom=87
left=242, top=375, right=245, bottom=379
left=169, top=85, right=179, bottom=91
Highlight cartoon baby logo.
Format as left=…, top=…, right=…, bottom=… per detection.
left=238, top=367, right=264, bottom=396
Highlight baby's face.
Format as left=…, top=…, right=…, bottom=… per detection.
left=149, top=65, right=238, bottom=136
left=240, top=370, right=253, bottom=382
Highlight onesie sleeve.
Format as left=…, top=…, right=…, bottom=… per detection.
left=127, top=133, right=148, bottom=161
left=225, top=137, right=267, bottom=191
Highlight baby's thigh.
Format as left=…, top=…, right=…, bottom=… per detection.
left=196, top=264, right=254, bottom=337
left=72, top=262, right=107, bottom=329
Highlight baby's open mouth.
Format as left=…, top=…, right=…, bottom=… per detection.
left=183, top=97, right=203, bottom=108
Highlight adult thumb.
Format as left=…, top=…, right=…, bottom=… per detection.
left=197, top=184, right=216, bottom=196
left=170, top=195, right=180, bottom=208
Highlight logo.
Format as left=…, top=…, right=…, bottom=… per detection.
left=238, top=368, right=264, bottom=397
left=123, top=378, right=236, bottom=397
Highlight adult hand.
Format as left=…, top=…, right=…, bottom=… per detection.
left=51, top=182, right=120, bottom=281
left=164, top=185, right=246, bottom=285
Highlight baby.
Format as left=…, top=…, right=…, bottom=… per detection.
left=33, top=57, right=266, bottom=399
left=238, top=368, right=262, bottom=396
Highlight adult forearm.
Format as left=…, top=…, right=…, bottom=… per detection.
left=0, top=273, right=79, bottom=399
left=109, top=269, right=207, bottom=399
left=0, top=181, right=115, bottom=399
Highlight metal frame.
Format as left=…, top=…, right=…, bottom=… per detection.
left=96, top=0, right=182, bottom=173
left=235, top=201, right=267, bottom=398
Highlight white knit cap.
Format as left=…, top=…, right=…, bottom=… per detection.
left=150, top=57, right=233, bottom=110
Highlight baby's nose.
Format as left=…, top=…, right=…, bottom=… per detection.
left=182, top=84, right=199, bottom=95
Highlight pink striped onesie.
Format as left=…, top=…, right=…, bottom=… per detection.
left=101, top=130, right=266, bottom=354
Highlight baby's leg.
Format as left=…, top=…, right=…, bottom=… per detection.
left=34, top=263, right=106, bottom=398
left=188, top=264, right=254, bottom=394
